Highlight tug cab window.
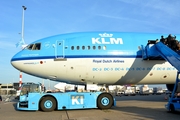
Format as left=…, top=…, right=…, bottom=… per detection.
left=20, top=84, right=40, bottom=95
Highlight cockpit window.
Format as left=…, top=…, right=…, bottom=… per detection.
left=27, top=44, right=34, bottom=50
left=26, top=43, right=41, bottom=50
left=33, top=43, right=41, bottom=50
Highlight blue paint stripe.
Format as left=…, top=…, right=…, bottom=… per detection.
left=11, top=55, right=142, bottom=61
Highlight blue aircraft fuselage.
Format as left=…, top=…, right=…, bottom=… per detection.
left=11, top=32, right=180, bottom=85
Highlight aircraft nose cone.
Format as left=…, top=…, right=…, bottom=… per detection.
left=11, top=59, right=19, bottom=70
left=11, top=58, right=26, bottom=73
left=11, top=54, right=22, bottom=71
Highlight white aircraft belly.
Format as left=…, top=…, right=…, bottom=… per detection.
left=57, top=58, right=176, bottom=85
left=12, top=58, right=177, bottom=85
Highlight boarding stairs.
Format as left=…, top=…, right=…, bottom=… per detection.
left=142, top=40, right=180, bottom=112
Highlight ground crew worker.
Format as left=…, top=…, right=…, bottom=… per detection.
left=160, top=35, right=166, bottom=44
left=166, top=34, right=173, bottom=47
left=171, top=39, right=178, bottom=51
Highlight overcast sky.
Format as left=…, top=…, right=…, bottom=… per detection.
left=1, top=0, right=180, bottom=88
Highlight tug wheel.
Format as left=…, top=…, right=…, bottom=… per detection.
left=40, top=97, right=56, bottom=112
left=97, top=93, right=113, bottom=109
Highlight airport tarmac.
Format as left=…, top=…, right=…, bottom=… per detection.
left=0, top=94, right=179, bottom=120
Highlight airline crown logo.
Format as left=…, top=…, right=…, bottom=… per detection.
left=99, top=33, right=113, bottom=37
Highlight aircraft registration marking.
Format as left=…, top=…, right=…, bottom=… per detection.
left=92, top=67, right=176, bottom=71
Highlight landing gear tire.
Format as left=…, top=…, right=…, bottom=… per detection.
left=97, top=93, right=113, bottom=109
left=40, top=97, right=56, bottom=112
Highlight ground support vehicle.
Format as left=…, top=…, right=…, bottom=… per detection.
left=17, top=83, right=115, bottom=112
left=152, top=87, right=163, bottom=95
left=139, top=85, right=150, bottom=95
left=116, top=90, right=124, bottom=96
left=124, top=89, right=136, bottom=96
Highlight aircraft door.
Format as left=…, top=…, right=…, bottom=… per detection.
left=56, top=40, right=64, bottom=58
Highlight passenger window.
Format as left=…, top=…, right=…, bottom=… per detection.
left=103, top=46, right=106, bottom=50
left=82, top=46, right=85, bottom=50
left=77, top=46, right=80, bottom=50
left=98, top=46, right=101, bottom=50
left=93, top=46, right=96, bottom=50
left=87, top=46, right=90, bottom=50
left=71, top=46, right=74, bottom=50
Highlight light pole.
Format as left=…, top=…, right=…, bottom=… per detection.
left=21, top=6, right=27, bottom=44
left=18, top=6, right=27, bottom=90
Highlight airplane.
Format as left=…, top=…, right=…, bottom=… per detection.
left=11, top=32, right=180, bottom=91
